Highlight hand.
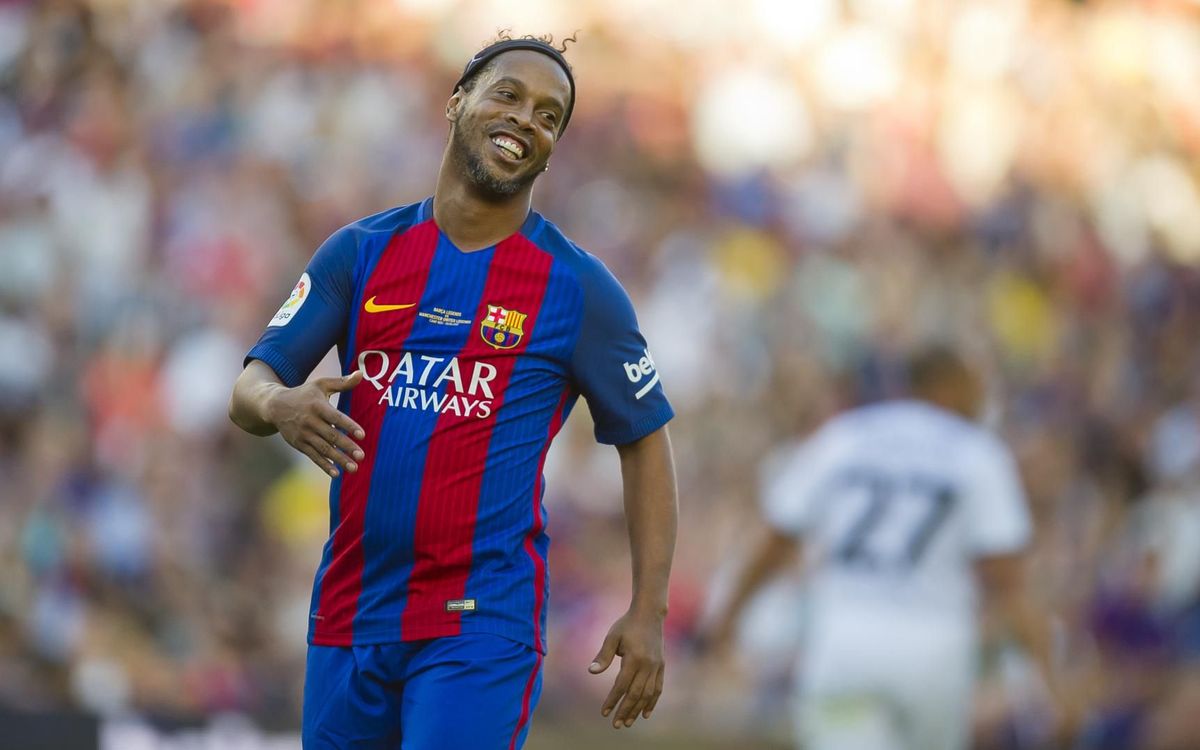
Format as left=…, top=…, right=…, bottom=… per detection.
left=588, top=608, right=666, bottom=729
left=1045, top=672, right=1090, bottom=747
left=691, top=614, right=735, bottom=660
left=264, top=371, right=366, bottom=478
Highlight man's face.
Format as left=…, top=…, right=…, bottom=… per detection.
left=448, top=50, right=571, bottom=199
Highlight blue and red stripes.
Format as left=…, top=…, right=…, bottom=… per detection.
left=400, top=234, right=555, bottom=640
left=508, top=652, right=544, bottom=750
left=313, top=220, right=439, bottom=644
left=525, top=387, right=572, bottom=651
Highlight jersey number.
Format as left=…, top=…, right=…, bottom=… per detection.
left=833, top=471, right=957, bottom=570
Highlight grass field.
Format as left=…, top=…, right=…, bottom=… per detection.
left=526, top=724, right=791, bottom=750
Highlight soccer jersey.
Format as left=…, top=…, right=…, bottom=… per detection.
left=246, top=198, right=673, bottom=653
left=763, top=400, right=1031, bottom=623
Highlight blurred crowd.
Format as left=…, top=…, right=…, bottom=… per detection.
left=2, top=0, right=1200, bottom=747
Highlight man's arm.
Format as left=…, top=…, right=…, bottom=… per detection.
left=699, top=525, right=798, bottom=655
left=229, top=359, right=365, bottom=477
left=588, top=425, right=677, bottom=729
left=976, top=553, right=1083, bottom=736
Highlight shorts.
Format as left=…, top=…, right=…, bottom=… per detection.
left=302, top=633, right=543, bottom=750
left=796, top=609, right=975, bottom=750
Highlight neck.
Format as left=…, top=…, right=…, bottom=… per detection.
left=433, top=151, right=534, bottom=253
left=916, top=388, right=972, bottom=419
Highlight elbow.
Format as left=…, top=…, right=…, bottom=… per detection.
left=227, top=393, right=246, bottom=431
left=228, top=376, right=275, bottom=437
left=228, top=390, right=253, bottom=434
left=229, top=400, right=275, bottom=437
left=226, top=359, right=286, bottom=437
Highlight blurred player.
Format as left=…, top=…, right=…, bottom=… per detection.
left=703, top=346, right=1058, bottom=750
left=228, top=34, right=678, bottom=749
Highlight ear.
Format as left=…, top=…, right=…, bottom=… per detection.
left=446, top=90, right=465, bottom=123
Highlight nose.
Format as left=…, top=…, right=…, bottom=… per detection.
left=504, top=106, right=534, bottom=133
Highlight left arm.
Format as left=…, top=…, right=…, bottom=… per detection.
left=588, top=425, right=678, bottom=729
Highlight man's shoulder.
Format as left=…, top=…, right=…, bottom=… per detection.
left=337, top=199, right=430, bottom=243
left=526, top=215, right=603, bottom=273
left=525, top=214, right=626, bottom=295
left=853, top=400, right=1010, bottom=461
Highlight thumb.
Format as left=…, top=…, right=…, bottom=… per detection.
left=323, top=370, right=364, bottom=393
left=589, top=632, right=620, bottom=674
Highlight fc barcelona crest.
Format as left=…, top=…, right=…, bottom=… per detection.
left=481, top=304, right=527, bottom=350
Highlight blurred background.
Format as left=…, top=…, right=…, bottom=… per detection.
left=2, top=0, right=1200, bottom=748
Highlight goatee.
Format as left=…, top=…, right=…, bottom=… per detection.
left=451, top=124, right=539, bottom=200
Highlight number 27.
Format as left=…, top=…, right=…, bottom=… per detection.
left=834, top=471, right=957, bottom=569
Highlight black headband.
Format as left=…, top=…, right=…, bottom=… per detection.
left=453, top=39, right=576, bottom=136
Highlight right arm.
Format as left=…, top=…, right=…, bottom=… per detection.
left=229, top=224, right=361, bottom=476
left=700, top=434, right=832, bottom=652
left=700, top=525, right=798, bottom=652
left=968, top=439, right=1082, bottom=736
left=976, top=552, right=1054, bottom=681
left=229, top=360, right=365, bottom=477
left=229, top=359, right=291, bottom=436
left=976, top=552, right=1084, bottom=739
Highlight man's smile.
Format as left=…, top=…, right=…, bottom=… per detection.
left=488, top=129, right=529, bottom=162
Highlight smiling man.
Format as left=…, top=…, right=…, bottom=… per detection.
left=228, top=35, right=678, bottom=750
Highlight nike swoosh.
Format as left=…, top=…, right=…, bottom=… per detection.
left=364, top=296, right=416, bottom=313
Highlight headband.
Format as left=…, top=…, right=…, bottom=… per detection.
left=453, top=39, right=576, bottom=135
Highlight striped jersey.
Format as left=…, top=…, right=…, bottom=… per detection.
left=246, top=198, right=674, bottom=653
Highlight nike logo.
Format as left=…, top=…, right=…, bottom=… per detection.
left=364, top=296, right=416, bottom=313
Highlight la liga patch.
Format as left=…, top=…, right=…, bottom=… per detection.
left=268, top=272, right=310, bottom=328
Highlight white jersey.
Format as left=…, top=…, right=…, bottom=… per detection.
left=763, top=400, right=1032, bottom=750
left=763, top=399, right=1031, bottom=625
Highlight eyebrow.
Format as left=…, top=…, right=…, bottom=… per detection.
left=491, top=76, right=566, bottom=114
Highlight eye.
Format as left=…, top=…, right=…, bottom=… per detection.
left=541, top=111, right=558, bottom=126
left=496, top=89, right=517, bottom=101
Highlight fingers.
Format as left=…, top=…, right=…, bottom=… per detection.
left=600, top=660, right=635, bottom=722
left=323, top=406, right=366, bottom=441
left=642, top=667, right=664, bottom=719
left=612, top=669, right=652, bottom=728
left=589, top=633, right=619, bottom=675
left=603, top=658, right=664, bottom=729
left=303, top=424, right=359, bottom=475
left=317, top=370, right=363, bottom=395
left=297, top=442, right=339, bottom=478
left=314, top=376, right=365, bottom=440
left=310, top=413, right=365, bottom=463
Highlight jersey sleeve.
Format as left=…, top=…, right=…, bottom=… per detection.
left=570, top=260, right=674, bottom=445
left=964, top=437, right=1033, bottom=557
left=244, top=226, right=358, bottom=387
left=761, top=428, right=842, bottom=537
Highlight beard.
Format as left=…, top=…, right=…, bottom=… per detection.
left=449, top=116, right=543, bottom=200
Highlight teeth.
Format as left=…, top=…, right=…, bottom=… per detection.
left=491, top=136, right=524, bottom=159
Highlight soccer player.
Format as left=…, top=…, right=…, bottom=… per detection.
left=702, top=347, right=1059, bottom=750
left=228, top=35, right=678, bottom=749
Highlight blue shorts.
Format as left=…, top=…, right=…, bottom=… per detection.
left=302, top=634, right=543, bottom=750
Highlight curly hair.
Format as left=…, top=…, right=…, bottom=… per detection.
left=489, top=29, right=577, bottom=54
left=458, top=29, right=578, bottom=94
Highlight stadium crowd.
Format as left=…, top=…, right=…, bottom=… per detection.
left=1, top=0, right=1200, bottom=747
